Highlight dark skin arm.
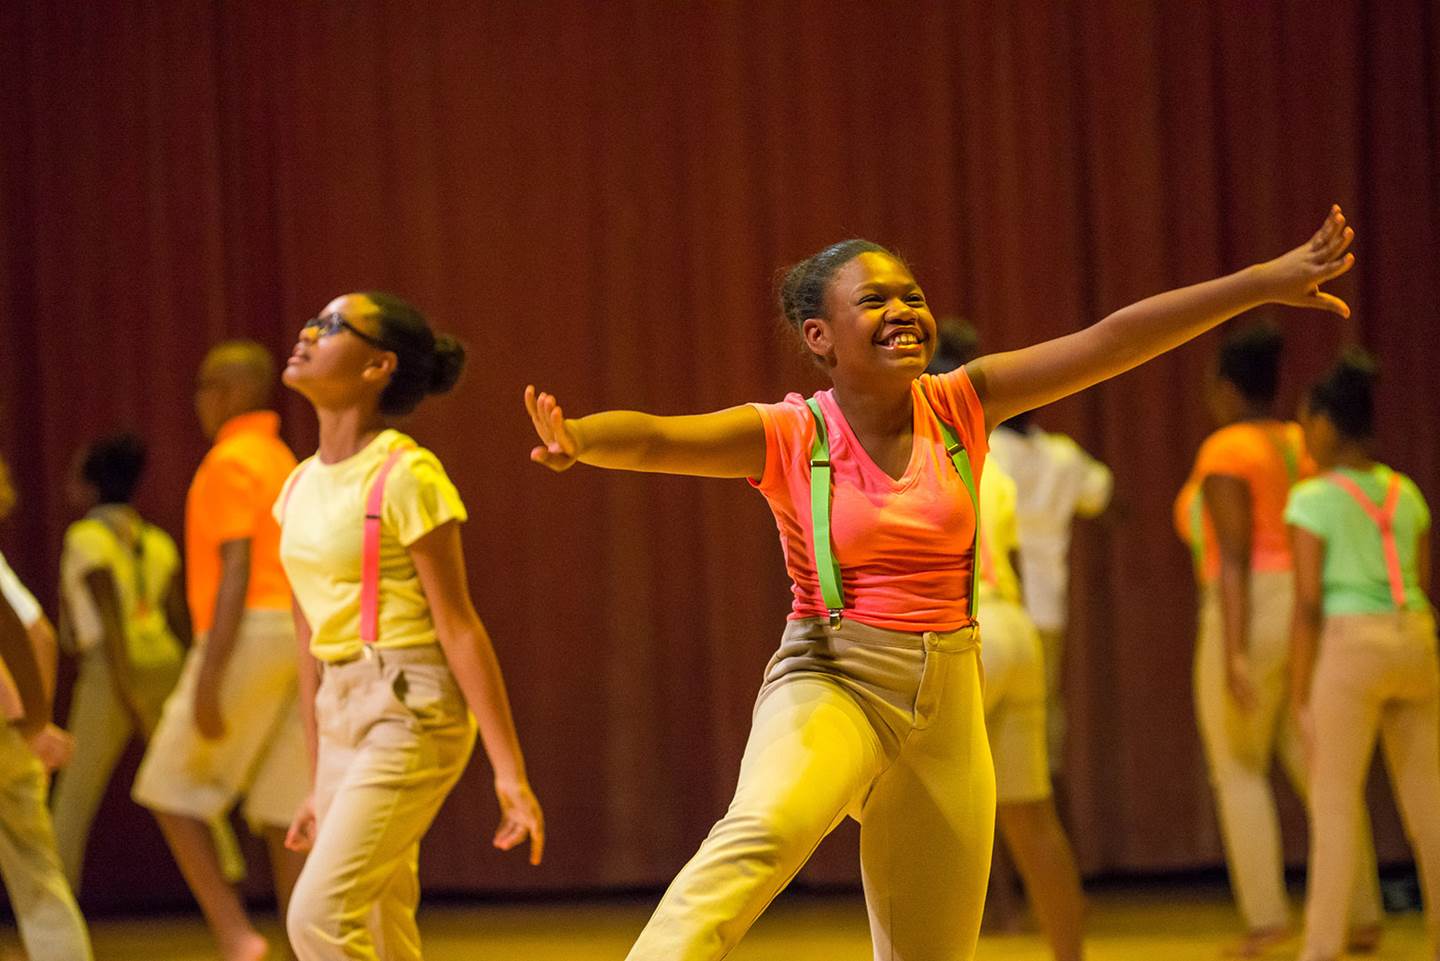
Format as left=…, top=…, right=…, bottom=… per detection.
left=84, top=568, right=151, bottom=735
left=1202, top=474, right=1258, bottom=711
left=164, top=570, right=193, bottom=648
left=194, top=538, right=250, bottom=740
left=0, top=591, right=72, bottom=770
left=283, top=594, right=321, bottom=854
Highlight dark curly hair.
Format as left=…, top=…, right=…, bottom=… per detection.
left=82, top=433, right=147, bottom=505
left=1217, top=321, right=1284, bottom=405
left=777, top=239, right=901, bottom=361
left=1308, top=348, right=1377, bottom=440
left=359, top=292, right=466, bottom=416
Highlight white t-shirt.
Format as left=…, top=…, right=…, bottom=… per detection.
left=0, top=549, right=42, bottom=629
left=60, top=506, right=183, bottom=665
left=987, top=425, right=1112, bottom=631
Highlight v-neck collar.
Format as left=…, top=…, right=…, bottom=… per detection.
left=818, top=386, right=925, bottom=490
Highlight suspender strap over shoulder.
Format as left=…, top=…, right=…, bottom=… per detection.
left=360, top=448, right=412, bottom=645
left=279, top=445, right=413, bottom=648
left=1326, top=470, right=1408, bottom=609
left=805, top=398, right=846, bottom=626
left=804, top=389, right=980, bottom=629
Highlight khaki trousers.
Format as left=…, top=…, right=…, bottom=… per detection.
left=1194, top=571, right=1381, bottom=932
left=980, top=597, right=1050, bottom=803
left=0, top=725, right=92, bottom=961
left=287, top=646, right=475, bottom=961
left=1301, top=611, right=1440, bottom=961
left=627, top=617, right=994, bottom=961
left=51, top=649, right=244, bottom=891
left=1035, top=627, right=1066, bottom=774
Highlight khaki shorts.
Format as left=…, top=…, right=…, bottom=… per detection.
left=133, top=609, right=308, bottom=830
left=978, top=595, right=1050, bottom=803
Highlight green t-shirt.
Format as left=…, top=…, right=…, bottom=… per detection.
left=1285, top=465, right=1432, bottom=616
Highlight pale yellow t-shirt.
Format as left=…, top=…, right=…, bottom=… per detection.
left=274, top=430, right=468, bottom=663
left=977, top=459, right=1023, bottom=605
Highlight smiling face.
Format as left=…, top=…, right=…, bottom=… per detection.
left=282, top=293, right=395, bottom=409
left=803, top=252, right=935, bottom=385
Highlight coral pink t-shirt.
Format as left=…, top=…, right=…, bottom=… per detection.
left=749, top=369, right=989, bottom=632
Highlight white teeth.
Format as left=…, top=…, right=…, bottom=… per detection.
left=890, top=332, right=918, bottom=346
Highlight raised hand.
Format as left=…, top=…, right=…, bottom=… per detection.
left=493, top=778, right=545, bottom=866
left=1255, top=205, right=1356, bottom=317
left=524, top=385, right=581, bottom=472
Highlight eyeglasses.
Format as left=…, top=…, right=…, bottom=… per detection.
left=301, top=313, right=389, bottom=349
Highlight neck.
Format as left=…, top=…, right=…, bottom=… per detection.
left=1330, top=442, right=1374, bottom=472
left=830, top=378, right=914, bottom=437
left=315, top=404, right=387, bottom=463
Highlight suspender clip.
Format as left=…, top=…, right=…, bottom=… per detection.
left=827, top=609, right=844, bottom=628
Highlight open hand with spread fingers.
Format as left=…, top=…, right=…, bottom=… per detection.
left=1254, top=205, right=1356, bottom=316
left=525, top=385, right=581, bottom=471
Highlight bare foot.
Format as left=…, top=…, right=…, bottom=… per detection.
left=1346, top=923, right=1382, bottom=954
left=1221, top=925, right=1294, bottom=958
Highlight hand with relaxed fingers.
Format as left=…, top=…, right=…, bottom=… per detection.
left=525, top=385, right=580, bottom=472
left=26, top=722, right=75, bottom=771
left=284, top=793, right=317, bottom=853
left=494, top=778, right=545, bottom=865
left=1253, top=205, right=1356, bottom=316
left=1225, top=652, right=1259, bottom=713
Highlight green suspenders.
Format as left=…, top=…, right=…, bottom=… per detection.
left=805, top=389, right=980, bottom=628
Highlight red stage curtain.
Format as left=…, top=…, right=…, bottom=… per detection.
left=1, top=0, right=1435, bottom=908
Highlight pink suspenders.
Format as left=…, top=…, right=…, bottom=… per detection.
left=280, top=445, right=413, bottom=648
left=1326, top=470, right=1408, bottom=609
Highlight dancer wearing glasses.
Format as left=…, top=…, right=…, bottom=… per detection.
left=278, top=295, right=543, bottom=961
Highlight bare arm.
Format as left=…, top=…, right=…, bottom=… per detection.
left=291, top=595, right=317, bottom=773
left=526, top=385, right=765, bottom=478
left=193, top=538, right=250, bottom=739
left=84, top=568, right=148, bottom=728
left=25, top=615, right=58, bottom=704
left=410, top=520, right=544, bottom=864
left=1203, top=474, right=1257, bottom=710
left=0, top=591, right=47, bottom=734
left=163, top=571, right=193, bottom=648
left=969, top=207, right=1355, bottom=429
left=1288, top=525, right=1326, bottom=713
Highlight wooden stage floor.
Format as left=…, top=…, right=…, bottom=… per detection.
left=6, top=882, right=1429, bottom=960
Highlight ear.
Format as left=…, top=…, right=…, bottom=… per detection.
left=362, top=350, right=399, bottom=386
left=801, top=317, right=832, bottom=360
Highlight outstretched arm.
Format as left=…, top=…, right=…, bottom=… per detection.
left=525, top=385, right=765, bottom=478
left=969, top=206, right=1355, bottom=429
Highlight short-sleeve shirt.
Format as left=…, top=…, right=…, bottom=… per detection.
left=61, top=505, right=183, bottom=667
left=748, top=369, right=988, bottom=633
left=988, top=426, right=1112, bottom=630
left=1285, top=464, right=1432, bottom=616
left=977, top=460, right=1023, bottom=606
left=186, top=410, right=297, bottom=633
left=1174, top=420, right=1310, bottom=584
left=0, top=550, right=42, bottom=629
left=275, top=429, right=468, bottom=663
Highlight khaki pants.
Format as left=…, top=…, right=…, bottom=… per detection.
left=1035, top=626, right=1066, bottom=774
left=1194, top=571, right=1382, bottom=932
left=0, top=725, right=92, bottom=961
left=133, top=609, right=308, bottom=829
left=52, top=648, right=244, bottom=890
left=1302, top=611, right=1440, bottom=961
left=980, top=597, right=1050, bottom=803
left=287, top=646, right=475, bottom=961
left=627, top=617, right=994, bottom=961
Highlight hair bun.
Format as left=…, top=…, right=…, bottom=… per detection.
left=428, top=335, right=466, bottom=395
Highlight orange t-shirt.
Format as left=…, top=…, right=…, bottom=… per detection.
left=748, top=369, right=988, bottom=633
left=1173, top=420, right=1312, bottom=583
left=185, top=410, right=297, bottom=633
